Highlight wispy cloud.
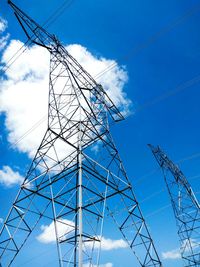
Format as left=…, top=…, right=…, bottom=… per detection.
left=162, top=248, right=181, bottom=260
left=0, top=17, right=7, bottom=33
left=86, top=236, right=128, bottom=251
left=162, top=239, right=200, bottom=260
left=0, top=18, right=9, bottom=51
left=0, top=33, right=10, bottom=51
left=0, top=165, right=24, bottom=187
left=83, top=263, right=113, bottom=267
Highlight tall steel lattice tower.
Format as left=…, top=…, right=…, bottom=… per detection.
left=0, top=1, right=162, bottom=266
left=149, top=144, right=200, bottom=267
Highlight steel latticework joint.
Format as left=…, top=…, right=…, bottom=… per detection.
left=149, top=144, right=200, bottom=267
left=0, top=1, right=162, bottom=266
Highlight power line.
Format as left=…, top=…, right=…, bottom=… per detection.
left=0, top=4, right=163, bottom=265
left=146, top=204, right=171, bottom=219
left=7, top=70, right=200, bottom=165
left=42, top=0, right=75, bottom=29
left=4, top=66, right=200, bottom=192
left=177, top=152, right=200, bottom=164
left=0, top=1, right=199, bottom=266
left=0, top=39, right=31, bottom=74
left=94, top=2, right=200, bottom=82
left=2, top=1, right=200, bottom=174
left=2, top=0, right=199, bottom=81
left=137, top=73, right=200, bottom=113
left=3, top=5, right=200, bottom=148
left=132, top=156, right=200, bottom=201
left=134, top=167, right=160, bottom=186
left=0, top=0, right=75, bottom=75
left=0, top=0, right=197, bottom=123
left=9, top=114, right=47, bottom=149
left=139, top=189, right=189, bottom=221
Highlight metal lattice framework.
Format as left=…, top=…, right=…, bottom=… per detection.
left=0, top=1, right=162, bottom=266
left=149, top=144, right=200, bottom=267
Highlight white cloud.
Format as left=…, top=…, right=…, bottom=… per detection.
left=162, top=248, right=181, bottom=260
left=0, top=40, right=130, bottom=161
left=0, top=18, right=9, bottom=51
left=0, top=40, right=49, bottom=157
left=162, top=239, right=200, bottom=260
left=36, top=219, right=75, bottom=244
left=83, top=263, right=113, bottom=267
left=0, top=165, right=24, bottom=187
left=67, top=44, right=130, bottom=113
left=37, top=220, right=127, bottom=252
left=0, top=33, right=10, bottom=51
left=86, top=236, right=128, bottom=251
left=0, top=18, right=7, bottom=33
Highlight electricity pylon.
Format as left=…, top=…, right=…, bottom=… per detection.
left=0, top=1, right=162, bottom=266
left=149, top=144, right=200, bottom=267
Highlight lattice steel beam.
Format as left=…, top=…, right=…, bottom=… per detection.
left=149, top=144, right=200, bottom=267
left=0, top=2, right=162, bottom=266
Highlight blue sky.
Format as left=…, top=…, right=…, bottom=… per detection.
left=1, top=0, right=200, bottom=266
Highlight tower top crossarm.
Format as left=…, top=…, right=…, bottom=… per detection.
left=148, top=144, right=200, bottom=211
left=8, top=0, right=54, bottom=49
left=8, top=0, right=124, bottom=122
left=149, top=144, right=200, bottom=267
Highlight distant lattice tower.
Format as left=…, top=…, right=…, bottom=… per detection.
left=0, top=1, right=162, bottom=266
left=149, top=144, right=200, bottom=267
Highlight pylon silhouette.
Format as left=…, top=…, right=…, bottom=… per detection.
left=0, top=2, right=162, bottom=266
left=149, top=144, right=200, bottom=267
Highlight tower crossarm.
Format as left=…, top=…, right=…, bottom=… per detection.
left=149, top=144, right=200, bottom=266
left=148, top=144, right=200, bottom=209
left=8, top=0, right=124, bottom=123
